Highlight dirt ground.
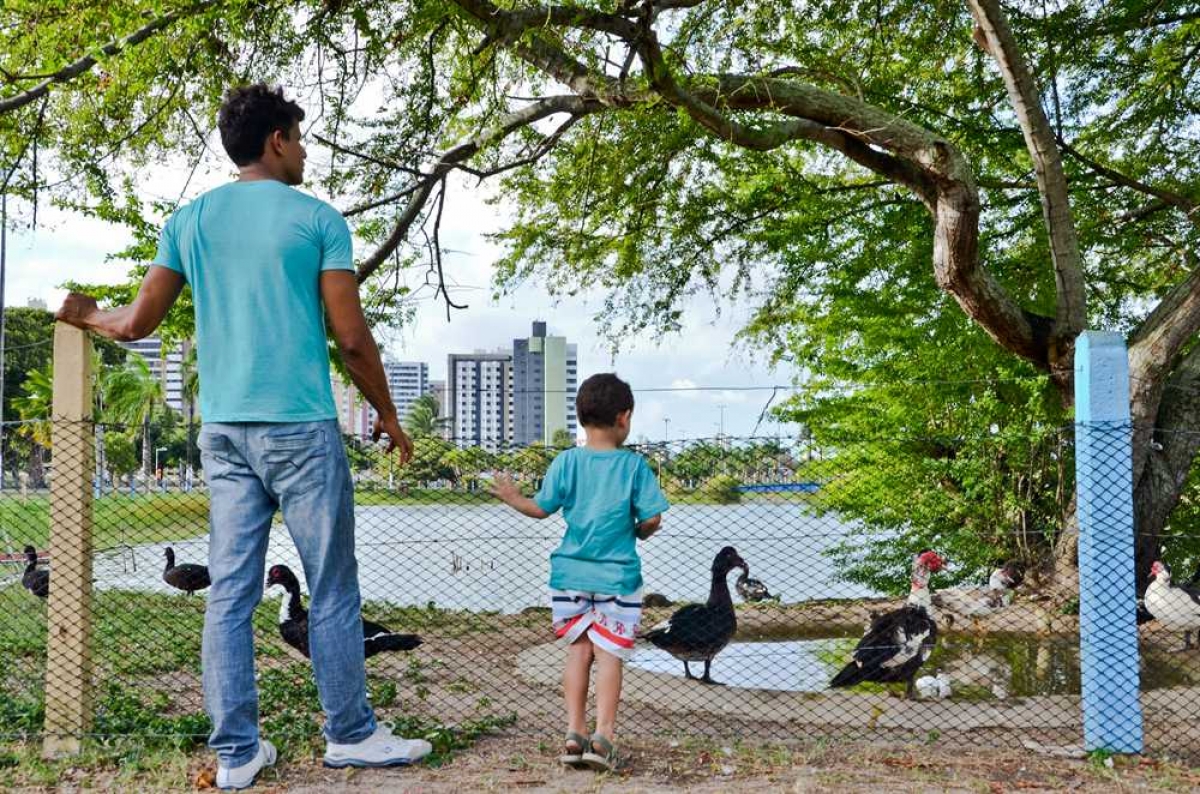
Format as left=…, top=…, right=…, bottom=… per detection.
left=166, top=735, right=1200, bottom=793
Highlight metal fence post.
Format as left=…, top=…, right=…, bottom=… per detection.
left=42, top=323, right=95, bottom=758
left=1074, top=330, right=1143, bottom=753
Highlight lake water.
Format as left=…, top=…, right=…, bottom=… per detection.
left=92, top=502, right=876, bottom=612
left=629, top=633, right=1194, bottom=696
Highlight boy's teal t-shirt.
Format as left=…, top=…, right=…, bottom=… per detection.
left=535, top=447, right=670, bottom=595
left=152, top=180, right=354, bottom=422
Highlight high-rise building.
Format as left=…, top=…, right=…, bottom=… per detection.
left=118, top=336, right=190, bottom=414
left=512, top=321, right=578, bottom=446
left=447, top=352, right=512, bottom=450
left=331, top=376, right=373, bottom=439
left=386, top=361, right=429, bottom=423
left=428, top=380, right=447, bottom=428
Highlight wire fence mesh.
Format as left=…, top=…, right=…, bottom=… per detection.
left=0, top=419, right=1197, bottom=759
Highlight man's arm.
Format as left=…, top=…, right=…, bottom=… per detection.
left=321, top=270, right=413, bottom=462
left=56, top=266, right=185, bottom=341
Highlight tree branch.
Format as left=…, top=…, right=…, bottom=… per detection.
left=314, top=134, right=425, bottom=177
left=1059, top=138, right=1199, bottom=225
left=356, top=94, right=605, bottom=282
left=447, top=0, right=1055, bottom=373
left=0, top=2, right=213, bottom=115
left=967, top=0, right=1087, bottom=366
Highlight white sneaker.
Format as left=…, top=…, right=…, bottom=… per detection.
left=324, top=724, right=433, bottom=768
left=217, top=739, right=277, bottom=790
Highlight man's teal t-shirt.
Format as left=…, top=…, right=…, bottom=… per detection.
left=153, top=180, right=354, bottom=422
left=535, top=447, right=670, bottom=595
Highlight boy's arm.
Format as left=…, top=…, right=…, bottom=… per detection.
left=491, top=473, right=550, bottom=519
left=636, top=514, right=662, bottom=540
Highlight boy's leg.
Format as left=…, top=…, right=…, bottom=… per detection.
left=564, top=636, right=594, bottom=737
left=593, top=648, right=624, bottom=743
left=256, top=420, right=376, bottom=744
left=200, top=425, right=278, bottom=768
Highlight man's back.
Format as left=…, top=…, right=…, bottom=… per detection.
left=155, top=180, right=354, bottom=422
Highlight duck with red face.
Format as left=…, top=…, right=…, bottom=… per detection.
left=1144, top=561, right=1200, bottom=652
left=830, top=550, right=946, bottom=699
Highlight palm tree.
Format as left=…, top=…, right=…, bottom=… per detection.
left=102, top=356, right=165, bottom=480
left=404, top=394, right=445, bottom=438
left=11, top=367, right=52, bottom=488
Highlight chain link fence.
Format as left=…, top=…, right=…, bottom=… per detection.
left=0, top=417, right=1198, bottom=759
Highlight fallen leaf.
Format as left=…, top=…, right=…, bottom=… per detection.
left=195, top=768, right=216, bottom=789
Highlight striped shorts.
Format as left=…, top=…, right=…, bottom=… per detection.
left=550, top=589, right=643, bottom=661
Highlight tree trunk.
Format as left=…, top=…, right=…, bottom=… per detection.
left=1052, top=349, right=1200, bottom=595
left=30, top=444, right=46, bottom=489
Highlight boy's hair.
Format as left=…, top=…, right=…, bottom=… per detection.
left=576, top=373, right=634, bottom=428
left=217, top=84, right=305, bottom=166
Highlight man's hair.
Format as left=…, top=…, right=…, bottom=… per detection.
left=217, top=84, right=305, bottom=166
left=576, top=373, right=635, bottom=428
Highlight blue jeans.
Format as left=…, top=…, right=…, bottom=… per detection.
left=198, top=420, right=376, bottom=766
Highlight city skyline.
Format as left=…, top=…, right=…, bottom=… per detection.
left=3, top=161, right=800, bottom=444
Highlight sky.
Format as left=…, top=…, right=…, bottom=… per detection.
left=2, top=136, right=801, bottom=443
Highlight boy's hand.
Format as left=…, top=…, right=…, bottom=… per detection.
left=490, top=473, right=522, bottom=504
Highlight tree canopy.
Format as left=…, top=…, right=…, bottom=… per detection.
left=4, top=0, right=1199, bottom=589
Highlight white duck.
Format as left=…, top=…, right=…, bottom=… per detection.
left=1143, top=561, right=1200, bottom=651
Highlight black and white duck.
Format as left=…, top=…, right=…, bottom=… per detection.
left=735, top=568, right=779, bottom=603
left=1143, top=560, right=1200, bottom=651
left=22, top=545, right=48, bottom=599
left=162, top=547, right=211, bottom=595
left=266, top=564, right=422, bottom=659
left=830, top=550, right=945, bottom=698
left=640, top=546, right=745, bottom=685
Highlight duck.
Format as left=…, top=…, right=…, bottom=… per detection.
left=735, top=569, right=779, bottom=603
left=22, top=546, right=48, bottom=599
left=932, top=560, right=1022, bottom=621
left=265, top=564, right=422, bottom=659
left=640, top=546, right=745, bottom=685
left=162, top=547, right=211, bottom=595
left=830, top=550, right=945, bottom=698
left=1143, top=560, right=1200, bottom=651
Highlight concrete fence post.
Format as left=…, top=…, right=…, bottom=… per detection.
left=42, top=323, right=95, bottom=758
left=1074, top=330, right=1143, bottom=753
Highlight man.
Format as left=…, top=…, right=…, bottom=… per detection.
left=58, top=84, right=429, bottom=789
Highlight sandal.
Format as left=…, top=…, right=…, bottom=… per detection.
left=581, top=733, right=617, bottom=772
left=559, top=731, right=588, bottom=767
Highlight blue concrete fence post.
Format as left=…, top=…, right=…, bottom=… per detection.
left=1074, top=330, right=1143, bottom=753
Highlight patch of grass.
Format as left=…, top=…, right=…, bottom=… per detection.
left=446, top=676, right=479, bottom=694
left=0, top=491, right=212, bottom=550
left=354, top=488, right=496, bottom=506
left=368, top=677, right=398, bottom=708
left=388, top=712, right=517, bottom=767
left=259, top=663, right=324, bottom=759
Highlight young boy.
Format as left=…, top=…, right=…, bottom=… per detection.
left=492, top=373, right=669, bottom=772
